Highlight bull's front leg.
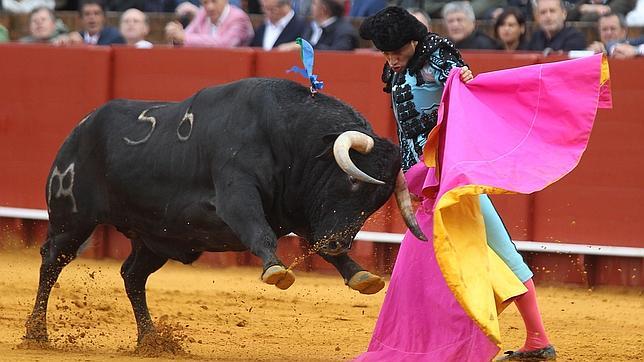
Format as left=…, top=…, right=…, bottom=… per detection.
left=214, top=185, right=295, bottom=290
left=319, top=253, right=385, bottom=295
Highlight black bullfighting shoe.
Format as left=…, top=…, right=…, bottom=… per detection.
left=495, top=345, right=556, bottom=361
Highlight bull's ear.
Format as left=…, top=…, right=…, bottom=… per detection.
left=316, top=133, right=341, bottom=158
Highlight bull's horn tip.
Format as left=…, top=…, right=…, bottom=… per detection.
left=412, top=229, right=428, bottom=241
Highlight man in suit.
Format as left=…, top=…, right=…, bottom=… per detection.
left=587, top=12, right=644, bottom=57
left=165, top=0, right=254, bottom=47
left=528, top=0, right=586, bottom=52
left=278, top=0, right=358, bottom=51
left=587, top=12, right=628, bottom=53
left=251, top=0, right=307, bottom=50
left=68, top=0, right=125, bottom=45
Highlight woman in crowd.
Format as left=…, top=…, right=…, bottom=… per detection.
left=494, top=7, right=529, bottom=51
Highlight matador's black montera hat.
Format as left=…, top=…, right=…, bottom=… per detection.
left=359, top=6, right=429, bottom=52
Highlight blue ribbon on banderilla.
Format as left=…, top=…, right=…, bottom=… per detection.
left=287, top=38, right=324, bottom=95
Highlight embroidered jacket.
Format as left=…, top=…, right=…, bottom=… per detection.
left=382, top=33, right=466, bottom=171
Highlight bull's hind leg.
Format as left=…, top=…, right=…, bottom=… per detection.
left=120, top=240, right=167, bottom=343
left=25, top=223, right=96, bottom=341
left=320, top=253, right=385, bottom=295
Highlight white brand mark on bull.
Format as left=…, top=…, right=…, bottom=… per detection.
left=124, top=106, right=165, bottom=145
left=47, top=163, right=78, bottom=213
left=177, top=111, right=194, bottom=141
left=78, top=113, right=92, bottom=125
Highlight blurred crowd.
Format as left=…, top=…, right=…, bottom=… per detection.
left=0, top=0, right=642, bottom=58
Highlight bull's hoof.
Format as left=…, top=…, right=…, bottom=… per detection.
left=347, top=271, right=385, bottom=295
left=261, top=265, right=295, bottom=290
left=24, top=317, right=49, bottom=342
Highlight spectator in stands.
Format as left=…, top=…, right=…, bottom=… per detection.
left=587, top=12, right=627, bottom=52
left=67, top=0, right=125, bottom=45
left=19, top=6, right=68, bottom=43
left=278, top=0, right=358, bottom=51
left=251, top=0, right=307, bottom=50
left=567, top=0, right=635, bottom=22
left=494, top=7, right=529, bottom=50
left=391, top=0, right=504, bottom=19
left=1, top=0, right=53, bottom=13
left=165, top=0, right=254, bottom=47
left=119, top=8, right=153, bottom=48
left=626, top=0, right=644, bottom=25
left=528, top=0, right=586, bottom=52
left=349, top=0, right=387, bottom=17
left=587, top=12, right=644, bottom=57
left=408, top=7, right=431, bottom=30
left=442, top=1, right=498, bottom=49
left=171, top=0, right=242, bottom=12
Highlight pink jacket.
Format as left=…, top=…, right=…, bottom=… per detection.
left=184, top=5, right=254, bottom=48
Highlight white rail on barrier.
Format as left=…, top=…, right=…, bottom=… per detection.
left=2, top=206, right=643, bottom=258
left=355, top=231, right=644, bottom=258
left=0, top=206, right=48, bottom=220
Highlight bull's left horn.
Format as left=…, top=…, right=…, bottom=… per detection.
left=333, top=131, right=385, bottom=185
left=394, top=170, right=428, bottom=241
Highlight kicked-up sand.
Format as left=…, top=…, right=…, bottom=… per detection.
left=0, top=248, right=642, bottom=361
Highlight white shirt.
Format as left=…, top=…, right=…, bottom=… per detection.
left=262, top=10, right=295, bottom=50
left=134, top=39, right=153, bottom=49
left=309, top=16, right=336, bottom=46
left=210, top=4, right=231, bottom=35
left=84, top=32, right=99, bottom=45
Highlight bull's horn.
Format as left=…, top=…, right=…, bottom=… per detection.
left=333, top=131, right=385, bottom=185
left=394, top=170, right=428, bottom=241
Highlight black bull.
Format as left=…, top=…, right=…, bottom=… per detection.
left=25, top=78, right=426, bottom=344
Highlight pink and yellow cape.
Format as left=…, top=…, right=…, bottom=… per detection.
left=356, top=54, right=611, bottom=361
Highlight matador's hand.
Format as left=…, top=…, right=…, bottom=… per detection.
left=460, top=66, right=474, bottom=83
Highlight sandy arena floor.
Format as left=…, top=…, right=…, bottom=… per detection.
left=0, top=248, right=642, bottom=361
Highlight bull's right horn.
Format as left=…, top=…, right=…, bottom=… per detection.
left=333, top=131, right=385, bottom=185
left=394, top=170, right=428, bottom=241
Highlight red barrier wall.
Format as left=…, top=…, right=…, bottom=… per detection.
left=0, top=45, right=642, bottom=286
left=112, top=46, right=256, bottom=100
left=529, top=59, right=644, bottom=248
left=0, top=44, right=111, bottom=209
